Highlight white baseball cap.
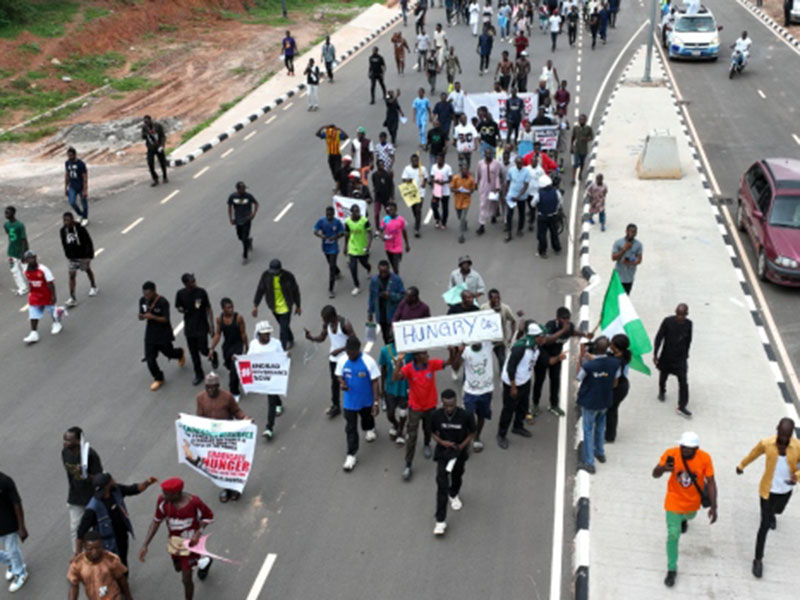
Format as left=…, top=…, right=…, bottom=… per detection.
left=255, top=321, right=274, bottom=334
left=678, top=431, right=700, bottom=448
left=527, top=323, right=544, bottom=337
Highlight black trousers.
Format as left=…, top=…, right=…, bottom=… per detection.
left=551, top=31, right=558, bottom=51
left=186, top=335, right=209, bottom=380
left=516, top=76, right=528, bottom=93
left=387, top=123, right=398, bottom=145
left=235, top=221, right=251, bottom=258
left=328, top=361, right=341, bottom=409
left=379, top=320, right=392, bottom=345
left=386, top=251, right=402, bottom=274
left=506, top=121, right=521, bottom=144
left=537, top=214, right=561, bottom=254
left=348, top=254, right=371, bottom=288
left=115, top=535, right=130, bottom=568
left=435, top=452, right=468, bottom=521
left=605, top=376, right=629, bottom=442
left=144, top=342, right=184, bottom=381
left=325, top=253, right=341, bottom=293
left=755, top=492, right=792, bottom=560
left=498, top=381, right=530, bottom=437
left=480, top=53, right=490, bottom=71
left=266, top=394, right=282, bottom=430
left=622, top=281, right=633, bottom=294
left=325, top=60, right=334, bottom=81
left=328, top=154, right=342, bottom=181
left=493, top=344, right=506, bottom=371
left=285, top=55, right=294, bottom=74
left=344, top=407, right=375, bottom=455
left=146, top=148, right=168, bottom=182
left=223, top=345, right=243, bottom=395
left=412, top=202, right=424, bottom=232
left=590, top=26, right=598, bottom=48
left=273, top=310, right=294, bottom=349
left=505, top=200, right=526, bottom=234
left=532, top=359, right=562, bottom=408
left=431, top=195, right=449, bottom=225
left=569, top=24, right=577, bottom=45
left=659, top=362, right=688, bottom=409
left=370, top=76, right=387, bottom=102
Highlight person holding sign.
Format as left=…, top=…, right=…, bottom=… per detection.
left=335, top=337, right=381, bottom=472
left=400, top=153, right=428, bottom=237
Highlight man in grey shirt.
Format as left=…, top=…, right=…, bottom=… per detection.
left=611, top=223, right=642, bottom=294
left=449, top=255, right=486, bottom=303
left=321, top=36, right=336, bottom=82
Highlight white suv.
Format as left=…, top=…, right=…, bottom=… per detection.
left=661, top=6, right=722, bottom=60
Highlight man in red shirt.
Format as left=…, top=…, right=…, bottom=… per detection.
left=139, top=478, right=213, bottom=600
left=392, top=348, right=459, bottom=481
left=522, top=143, right=558, bottom=174
left=23, top=249, right=62, bottom=344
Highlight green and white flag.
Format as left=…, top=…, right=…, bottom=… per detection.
left=600, top=271, right=652, bottom=374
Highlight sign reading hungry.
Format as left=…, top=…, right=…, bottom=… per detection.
left=393, top=310, right=504, bottom=352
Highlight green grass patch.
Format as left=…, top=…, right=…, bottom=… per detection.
left=17, top=41, right=41, bottom=54
left=110, top=75, right=155, bottom=91
left=129, top=58, right=151, bottom=72
left=157, top=23, right=178, bottom=32
left=83, top=6, right=110, bottom=22
left=33, top=100, right=82, bottom=124
left=58, top=51, right=126, bottom=85
left=229, top=65, right=252, bottom=76
left=0, top=86, right=78, bottom=116
left=0, top=1, right=80, bottom=39
left=220, top=0, right=374, bottom=26
left=0, top=68, right=14, bottom=78
left=26, top=70, right=47, bottom=79
left=180, top=96, right=243, bottom=144
left=0, top=125, right=58, bottom=143
left=109, top=93, right=125, bottom=100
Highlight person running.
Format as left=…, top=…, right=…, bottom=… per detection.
left=401, top=153, right=429, bottom=237
left=393, top=348, right=459, bottom=481
left=68, top=530, right=132, bottom=600
left=314, top=206, right=345, bottom=299
left=282, top=30, right=297, bottom=75
left=321, top=35, right=336, bottom=82
left=335, top=337, right=381, bottom=472
left=209, top=298, right=247, bottom=400
left=431, top=388, right=476, bottom=536
left=316, top=124, right=349, bottom=183
left=4, top=206, right=28, bottom=296
left=459, top=341, right=493, bottom=451
left=138, top=478, right=214, bottom=600
left=305, top=306, right=354, bottom=419
left=570, top=113, right=594, bottom=185
left=22, top=249, right=63, bottom=344
left=252, top=259, right=302, bottom=350
left=391, top=32, right=410, bottom=75
left=62, top=427, right=103, bottom=552
left=654, top=303, right=692, bottom=417
left=451, top=163, right=476, bottom=244
left=60, top=212, right=98, bottom=306
left=226, top=182, right=259, bottom=265
left=64, top=147, right=89, bottom=226
left=476, top=147, right=503, bottom=234
left=139, top=281, right=185, bottom=390
left=453, top=113, right=478, bottom=170
left=430, top=153, right=453, bottom=230
left=175, top=273, right=215, bottom=387
left=652, top=432, right=718, bottom=588
left=368, top=47, right=387, bottom=105
left=344, top=204, right=372, bottom=296
left=141, top=116, right=168, bottom=187
left=76, top=473, right=158, bottom=567
left=737, top=417, right=800, bottom=579
left=304, top=58, right=320, bottom=111
left=368, top=260, right=405, bottom=344
left=477, top=24, right=494, bottom=74
left=381, top=202, right=410, bottom=274
left=383, top=89, right=404, bottom=145
left=379, top=334, right=411, bottom=446
left=0, top=471, right=28, bottom=592
left=247, top=321, right=286, bottom=438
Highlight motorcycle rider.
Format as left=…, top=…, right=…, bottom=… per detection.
left=731, top=30, right=751, bottom=68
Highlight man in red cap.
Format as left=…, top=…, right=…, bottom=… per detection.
left=138, top=478, right=214, bottom=600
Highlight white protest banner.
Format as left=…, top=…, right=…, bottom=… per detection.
left=175, top=413, right=257, bottom=493
left=235, top=352, right=290, bottom=396
left=532, top=125, right=559, bottom=151
left=464, top=93, right=538, bottom=134
left=393, top=310, right=504, bottom=352
left=333, top=195, right=368, bottom=223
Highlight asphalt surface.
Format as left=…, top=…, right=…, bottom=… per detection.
left=0, top=4, right=651, bottom=599
left=658, top=0, right=800, bottom=398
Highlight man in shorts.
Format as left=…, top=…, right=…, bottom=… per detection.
left=459, top=341, right=493, bottom=451
left=59, top=212, right=98, bottom=307
left=23, top=249, right=62, bottom=344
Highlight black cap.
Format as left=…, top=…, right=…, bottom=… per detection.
left=93, top=473, right=112, bottom=496
left=181, top=273, right=195, bottom=284
left=269, top=259, right=282, bottom=273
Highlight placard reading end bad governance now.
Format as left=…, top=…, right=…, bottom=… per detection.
left=393, top=310, right=503, bottom=352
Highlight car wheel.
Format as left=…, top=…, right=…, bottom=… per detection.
left=735, top=201, right=745, bottom=231
left=757, top=249, right=768, bottom=282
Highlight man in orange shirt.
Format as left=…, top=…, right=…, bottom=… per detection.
left=451, top=163, right=476, bottom=244
left=68, top=531, right=131, bottom=600
left=652, top=431, right=718, bottom=588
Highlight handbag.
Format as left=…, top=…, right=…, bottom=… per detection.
left=680, top=453, right=712, bottom=508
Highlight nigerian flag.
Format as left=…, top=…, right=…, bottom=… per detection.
left=600, top=271, right=652, bottom=374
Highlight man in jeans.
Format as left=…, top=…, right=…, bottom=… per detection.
left=252, top=259, right=302, bottom=350
left=321, top=36, right=336, bottom=82
left=576, top=336, right=620, bottom=473
left=64, top=147, right=89, bottom=226
left=0, top=471, right=29, bottom=592
left=653, top=432, right=718, bottom=588
left=736, top=417, right=800, bottom=579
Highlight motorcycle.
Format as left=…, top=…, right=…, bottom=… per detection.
left=729, top=49, right=747, bottom=79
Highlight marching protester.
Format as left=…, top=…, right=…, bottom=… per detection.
left=400, top=153, right=428, bottom=237
left=305, top=305, right=355, bottom=419
left=316, top=124, right=349, bottom=183
left=576, top=336, right=619, bottom=472
left=503, top=155, right=531, bottom=242
left=453, top=113, right=478, bottom=170
left=570, top=113, right=593, bottom=186
left=383, top=89, right=404, bottom=145
left=374, top=133, right=396, bottom=173
left=368, top=47, right=387, bottom=105
left=586, top=173, right=608, bottom=231
left=415, top=26, right=432, bottom=71
left=252, top=259, right=302, bottom=350
left=304, top=58, right=320, bottom=111
left=139, top=281, right=186, bottom=390
left=451, top=162, right=477, bottom=243
left=459, top=340, right=493, bottom=452
left=381, top=202, right=410, bottom=275
left=62, top=426, right=103, bottom=551
left=368, top=260, right=405, bottom=344
left=654, top=303, right=692, bottom=418
left=430, top=153, right=453, bottom=229
left=247, top=321, right=286, bottom=439
left=0, top=470, right=28, bottom=592
left=209, top=298, right=248, bottom=400
left=611, top=223, right=643, bottom=294
left=282, top=30, right=297, bottom=75
left=480, top=288, right=517, bottom=369
left=344, top=204, right=372, bottom=296
left=68, top=531, right=132, bottom=600
left=141, top=115, right=168, bottom=187
left=321, top=35, right=336, bottom=82
left=391, top=31, right=410, bottom=75
left=4, top=206, right=28, bottom=296
left=476, top=146, right=503, bottom=235
left=314, top=206, right=345, bottom=299
left=448, top=255, right=485, bottom=300
left=23, top=249, right=63, bottom=344
left=604, top=334, right=632, bottom=443
left=64, top=147, right=89, bottom=226
left=227, top=182, right=258, bottom=265
left=175, top=273, right=216, bottom=386
left=393, top=286, right=431, bottom=323
left=60, top=212, right=98, bottom=307
left=372, top=157, right=395, bottom=230
left=379, top=333, right=411, bottom=446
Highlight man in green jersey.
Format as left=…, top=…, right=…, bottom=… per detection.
left=344, top=204, right=372, bottom=296
left=4, top=206, right=28, bottom=296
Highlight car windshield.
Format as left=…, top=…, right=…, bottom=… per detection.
left=675, top=16, right=716, bottom=32
left=770, top=196, right=800, bottom=228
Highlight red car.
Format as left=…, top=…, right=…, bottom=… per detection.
left=736, top=158, right=800, bottom=286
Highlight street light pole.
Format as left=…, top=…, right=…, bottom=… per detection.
left=643, top=0, right=659, bottom=82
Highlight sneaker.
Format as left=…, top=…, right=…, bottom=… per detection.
left=388, top=427, right=398, bottom=439
left=178, top=351, right=186, bottom=368
left=525, top=412, right=534, bottom=424
left=262, top=428, right=274, bottom=440
left=595, top=453, right=607, bottom=463
left=676, top=407, right=692, bottom=418
left=192, top=376, right=204, bottom=386
left=65, top=296, right=77, bottom=307
left=365, top=429, right=377, bottom=442
left=276, top=405, right=284, bottom=417
left=752, top=559, right=763, bottom=579
left=496, top=434, right=509, bottom=449
left=23, top=331, right=40, bottom=344
left=664, top=570, right=676, bottom=587
left=8, top=572, right=27, bottom=592
left=328, top=291, right=336, bottom=299
left=197, top=557, right=212, bottom=581
left=150, top=380, right=163, bottom=391
left=80, top=218, right=89, bottom=227
left=343, top=454, right=357, bottom=471
left=476, top=225, right=485, bottom=235
left=580, top=462, right=596, bottom=474
left=402, top=465, right=412, bottom=480
left=458, top=235, right=465, bottom=243
left=4, top=570, right=12, bottom=582
left=351, top=287, right=360, bottom=296
left=395, top=435, right=406, bottom=446
left=51, top=321, right=63, bottom=335
left=770, top=516, right=776, bottom=530
left=88, top=287, right=98, bottom=297
left=234, top=394, right=241, bottom=402
left=15, top=289, right=27, bottom=296
left=433, top=521, right=447, bottom=536
left=511, top=426, right=532, bottom=438
left=326, top=405, right=341, bottom=418
left=210, top=350, right=219, bottom=369
left=549, top=406, right=566, bottom=416
left=449, top=495, right=463, bottom=510
left=472, top=439, right=484, bottom=452
left=423, top=444, right=432, bottom=459
left=657, top=391, right=666, bottom=402
left=681, top=520, right=688, bottom=534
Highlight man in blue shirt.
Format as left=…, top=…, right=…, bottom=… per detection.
left=477, top=25, right=493, bottom=74
left=64, top=147, right=89, bottom=226
left=314, top=207, right=345, bottom=299
left=335, top=337, right=381, bottom=472
left=576, top=336, right=621, bottom=474
left=503, top=156, right=531, bottom=242
left=433, top=92, right=455, bottom=139
left=367, top=260, right=405, bottom=344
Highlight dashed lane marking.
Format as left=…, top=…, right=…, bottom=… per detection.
left=282, top=102, right=293, bottom=111
left=274, top=202, right=294, bottom=222
left=244, top=130, right=257, bottom=141
left=265, top=115, right=277, bottom=125
left=245, top=553, right=278, bottom=600
left=792, top=133, right=800, bottom=146
left=95, top=248, right=104, bottom=256
left=221, top=148, right=234, bottom=159
left=193, top=166, right=210, bottom=179
left=121, top=217, right=144, bottom=234
left=757, top=89, right=766, bottom=99
left=173, top=321, right=184, bottom=336
left=160, top=190, right=180, bottom=204
left=19, top=304, right=28, bottom=313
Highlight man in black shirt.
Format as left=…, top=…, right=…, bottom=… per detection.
left=506, top=88, right=524, bottom=145
left=368, top=47, right=387, bottom=104
left=227, top=181, right=259, bottom=265
left=431, top=389, right=475, bottom=536
left=654, top=303, right=693, bottom=417
left=447, top=290, right=479, bottom=314
left=175, top=274, right=215, bottom=386
left=531, top=106, right=554, bottom=126
left=252, top=259, right=302, bottom=350
left=372, top=159, right=395, bottom=230
left=425, top=120, right=447, bottom=168
left=141, top=115, right=168, bottom=186
left=0, top=471, right=28, bottom=591
left=139, top=280, right=185, bottom=391
left=477, top=108, right=499, bottom=156
left=60, top=211, right=97, bottom=307
left=62, top=426, right=103, bottom=551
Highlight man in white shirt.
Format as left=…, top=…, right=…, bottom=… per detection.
left=429, top=154, right=453, bottom=229
left=453, top=113, right=478, bottom=169
left=401, top=153, right=428, bottom=237
left=248, top=321, right=286, bottom=439
left=433, top=23, right=448, bottom=65
left=459, top=341, right=494, bottom=451
left=732, top=30, right=752, bottom=67
left=447, top=81, right=466, bottom=118
left=415, top=27, right=432, bottom=72
left=549, top=11, right=562, bottom=52
left=497, top=322, right=542, bottom=449
left=526, top=153, right=546, bottom=231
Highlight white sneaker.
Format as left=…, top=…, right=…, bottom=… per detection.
left=234, top=394, right=241, bottom=402
left=80, top=218, right=89, bottom=227
left=351, top=287, right=360, bottom=296
left=65, top=297, right=77, bottom=307
left=9, top=571, right=28, bottom=592
left=388, top=427, right=398, bottom=438
left=23, top=331, right=39, bottom=344
left=88, top=287, right=98, bottom=297
left=343, top=454, right=357, bottom=471
left=395, top=435, right=406, bottom=446
left=472, top=439, right=484, bottom=452
left=4, top=569, right=12, bottom=581
left=262, top=428, right=273, bottom=440
left=51, top=321, right=63, bottom=335
left=365, top=429, right=377, bottom=442
left=449, top=495, right=463, bottom=511
left=433, top=521, right=447, bottom=536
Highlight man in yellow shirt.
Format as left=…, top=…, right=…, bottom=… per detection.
left=252, top=259, right=302, bottom=350
left=451, top=163, right=476, bottom=244
left=737, top=417, right=800, bottom=578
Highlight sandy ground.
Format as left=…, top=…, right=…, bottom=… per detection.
left=759, top=0, right=800, bottom=35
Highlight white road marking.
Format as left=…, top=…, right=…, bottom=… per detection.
left=265, top=115, right=277, bottom=125
left=173, top=321, right=184, bottom=336
left=282, top=102, right=293, bottom=111
left=341, top=139, right=351, bottom=150
left=792, top=133, right=800, bottom=146
left=95, top=248, right=105, bottom=256
left=424, top=208, right=433, bottom=224
left=757, top=89, right=766, bottom=99
left=574, top=95, right=580, bottom=105
left=364, top=341, right=374, bottom=353
left=274, top=202, right=294, bottom=222
left=193, top=166, right=210, bottom=179
left=121, top=217, right=144, bottom=234
left=244, top=130, right=257, bottom=141
left=19, top=303, right=28, bottom=313
left=576, top=84, right=581, bottom=93
left=221, top=148, right=234, bottom=158
left=574, top=107, right=580, bottom=118
left=245, top=553, right=277, bottom=600
left=160, top=190, right=180, bottom=204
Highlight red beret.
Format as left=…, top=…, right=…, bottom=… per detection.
left=160, top=477, right=184, bottom=494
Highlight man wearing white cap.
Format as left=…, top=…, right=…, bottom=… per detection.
left=535, top=173, right=562, bottom=258
left=248, top=321, right=285, bottom=440
left=653, top=431, right=718, bottom=588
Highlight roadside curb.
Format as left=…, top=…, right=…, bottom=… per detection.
left=736, top=0, right=800, bottom=49
left=168, top=5, right=408, bottom=167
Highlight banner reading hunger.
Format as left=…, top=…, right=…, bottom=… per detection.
left=393, top=310, right=504, bottom=352
left=235, top=352, right=291, bottom=395
left=175, top=413, right=257, bottom=493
